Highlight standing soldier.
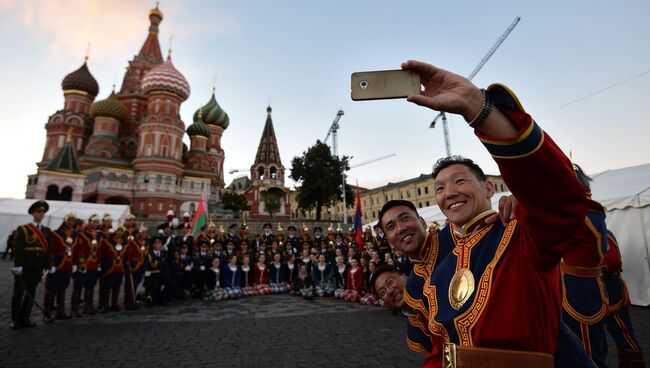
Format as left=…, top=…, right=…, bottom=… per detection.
left=100, top=213, right=113, bottom=237
left=123, top=224, right=145, bottom=310
left=100, top=225, right=127, bottom=313
left=10, top=200, right=51, bottom=329
left=261, top=223, right=275, bottom=244
left=76, top=214, right=103, bottom=315
left=44, top=213, right=78, bottom=321
left=373, top=225, right=390, bottom=260
left=285, top=226, right=301, bottom=254
left=226, top=223, right=241, bottom=247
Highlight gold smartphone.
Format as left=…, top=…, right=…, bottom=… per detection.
left=351, top=69, right=421, bottom=101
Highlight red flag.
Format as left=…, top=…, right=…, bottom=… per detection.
left=353, top=185, right=364, bottom=250
left=191, top=192, right=208, bottom=237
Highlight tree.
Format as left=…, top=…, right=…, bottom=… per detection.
left=221, top=191, right=250, bottom=218
left=290, top=140, right=354, bottom=220
left=261, top=190, right=282, bottom=218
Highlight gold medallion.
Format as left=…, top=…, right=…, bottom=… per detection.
left=91, top=239, right=97, bottom=245
left=66, top=237, right=73, bottom=244
left=210, top=238, right=215, bottom=244
left=448, top=268, right=475, bottom=310
left=140, top=246, right=146, bottom=252
left=128, top=235, right=134, bottom=241
left=67, top=251, right=72, bottom=257
left=116, top=244, right=123, bottom=252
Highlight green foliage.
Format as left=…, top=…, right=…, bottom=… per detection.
left=290, top=140, right=354, bottom=220
left=221, top=191, right=250, bottom=215
left=261, top=190, right=282, bottom=218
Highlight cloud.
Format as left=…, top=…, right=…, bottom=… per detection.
left=0, top=0, right=239, bottom=65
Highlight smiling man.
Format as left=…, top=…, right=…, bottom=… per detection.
left=376, top=60, right=591, bottom=367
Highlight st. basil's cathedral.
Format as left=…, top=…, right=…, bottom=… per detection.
left=24, top=5, right=290, bottom=221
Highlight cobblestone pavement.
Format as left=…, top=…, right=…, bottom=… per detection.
left=0, top=259, right=648, bottom=367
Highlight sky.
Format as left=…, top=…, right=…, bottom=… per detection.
left=0, top=0, right=649, bottom=199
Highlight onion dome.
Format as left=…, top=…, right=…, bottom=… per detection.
left=90, top=91, right=128, bottom=122
left=186, top=109, right=211, bottom=138
left=61, top=62, right=99, bottom=97
left=192, top=92, right=229, bottom=129
left=148, top=3, right=163, bottom=20
left=141, top=54, right=190, bottom=101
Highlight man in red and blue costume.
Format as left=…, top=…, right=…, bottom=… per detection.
left=602, top=231, right=645, bottom=367
left=74, top=213, right=103, bottom=315
left=559, top=165, right=612, bottom=367
left=379, top=60, right=592, bottom=367
left=44, top=213, right=79, bottom=321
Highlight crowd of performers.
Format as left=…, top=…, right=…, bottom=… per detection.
left=11, top=205, right=413, bottom=324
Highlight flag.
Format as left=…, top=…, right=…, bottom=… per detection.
left=191, top=192, right=208, bottom=237
left=353, top=184, right=364, bottom=250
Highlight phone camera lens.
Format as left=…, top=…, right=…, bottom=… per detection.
left=360, top=80, right=368, bottom=90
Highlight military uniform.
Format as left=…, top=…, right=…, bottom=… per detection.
left=45, top=223, right=78, bottom=320
left=100, top=235, right=127, bottom=312
left=11, top=201, right=52, bottom=328
left=76, top=224, right=103, bottom=314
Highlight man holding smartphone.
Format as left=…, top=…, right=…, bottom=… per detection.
left=377, top=60, right=591, bottom=367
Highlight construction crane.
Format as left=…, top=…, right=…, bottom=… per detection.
left=430, top=16, right=521, bottom=157
left=341, top=153, right=396, bottom=224
left=324, top=109, right=344, bottom=156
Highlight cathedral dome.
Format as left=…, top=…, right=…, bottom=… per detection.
left=90, top=91, right=128, bottom=122
left=141, top=54, right=190, bottom=101
left=192, top=92, right=229, bottom=129
left=186, top=110, right=211, bottom=138
left=61, top=62, right=99, bottom=97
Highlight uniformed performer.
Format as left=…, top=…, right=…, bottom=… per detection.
left=74, top=213, right=103, bottom=316
left=225, top=223, right=241, bottom=248
left=10, top=200, right=51, bottom=329
left=261, top=222, right=275, bottom=244
left=144, top=236, right=170, bottom=306
left=559, top=166, right=612, bottom=367
left=602, top=232, right=645, bottom=367
left=344, top=257, right=364, bottom=302
left=123, top=224, right=147, bottom=310
left=44, top=213, right=78, bottom=321
left=379, top=60, right=593, bottom=367
left=373, top=225, right=390, bottom=260
left=192, top=242, right=212, bottom=298
left=100, top=212, right=113, bottom=237
left=99, top=225, right=128, bottom=313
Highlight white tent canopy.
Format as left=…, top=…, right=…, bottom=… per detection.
left=591, top=163, right=650, bottom=306
left=0, top=198, right=130, bottom=252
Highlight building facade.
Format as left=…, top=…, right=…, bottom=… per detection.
left=25, top=5, right=230, bottom=219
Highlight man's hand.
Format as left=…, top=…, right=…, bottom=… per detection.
left=50, top=266, right=56, bottom=274
left=401, top=60, right=483, bottom=121
left=401, top=60, right=518, bottom=139
left=485, top=195, right=518, bottom=226
left=11, top=266, right=23, bottom=275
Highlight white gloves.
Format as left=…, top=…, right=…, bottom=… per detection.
left=145, top=271, right=151, bottom=277
left=200, top=265, right=206, bottom=271
left=184, top=265, right=192, bottom=271
left=80, top=268, right=87, bottom=274
left=42, top=269, right=49, bottom=276
left=11, top=267, right=23, bottom=275
left=50, top=266, right=56, bottom=274
left=72, top=265, right=78, bottom=273
left=97, top=267, right=102, bottom=272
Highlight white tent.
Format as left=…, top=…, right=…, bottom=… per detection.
left=0, top=198, right=130, bottom=252
left=591, top=163, right=650, bottom=306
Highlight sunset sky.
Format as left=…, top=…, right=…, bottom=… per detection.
left=0, top=0, right=648, bottom=199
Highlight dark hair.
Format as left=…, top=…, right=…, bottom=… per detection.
left=369, top=264, right=400, bottom=293
left=572, top=163, right=592, bottom=190
left=432, top=155, right=486, bottom=181
left=378, top=200, right=418, bottom=231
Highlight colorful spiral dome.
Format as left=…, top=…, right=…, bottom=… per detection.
left=192, top=92, right=229, bottom=129
left=186, top=109, right=211, bottom=138
left=141, top=54, right=190, bottom=101
left=61, top=62, right=99, bottom=97
left=90, top=91, right=128, bottom=122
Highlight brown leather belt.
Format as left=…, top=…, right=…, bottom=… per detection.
left=443, top=343, right=554, bottom=368
left=560, top=262, right=602, bottom=277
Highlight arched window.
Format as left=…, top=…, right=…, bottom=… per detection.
left=258, top=166, right=265, bottom=180
left=156, top=175, right=162, bottom=184
left=270, top=166, right=277, bottom=179
left=45, top=185, right=59, bottom=200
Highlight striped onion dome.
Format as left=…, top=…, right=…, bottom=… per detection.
left=141, top=54, right=190, bottom=101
